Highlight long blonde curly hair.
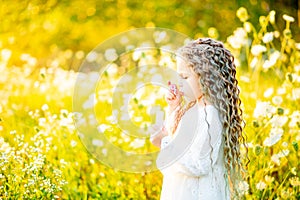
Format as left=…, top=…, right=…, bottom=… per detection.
left=173, top=38, right=248, bottom=199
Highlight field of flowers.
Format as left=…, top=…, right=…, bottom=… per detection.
left=0, top=7, right=299, bottom=200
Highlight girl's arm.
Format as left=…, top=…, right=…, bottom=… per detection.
left=150, top=81, right=182, bottom=148
left=150, top=126, right=168, bottom=148
left=151, top=105, right=182, bottom=148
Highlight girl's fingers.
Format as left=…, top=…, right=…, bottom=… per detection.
left=166, top=92, right=176, bottom=100
left=176, top=91, right=184, bottom=99
left=165, top=81, right=184, bottom=106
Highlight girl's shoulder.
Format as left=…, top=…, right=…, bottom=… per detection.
left=184, top=104, right=220, bottom=122
left=197, top=104, right=221, bottom=123
left=198, top=104, right=219, bottom=114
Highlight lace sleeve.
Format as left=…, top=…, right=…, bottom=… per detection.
left=159, top=106, right=181, bottom=149
left=175, top=106, right=223, bottom=177
left=164, top=106, right=181, bottom=135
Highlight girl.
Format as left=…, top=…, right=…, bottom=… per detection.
left=151, top=38, right=248, bottom=199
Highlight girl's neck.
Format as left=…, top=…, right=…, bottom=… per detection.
left=197, top=94, right=212, bottom=107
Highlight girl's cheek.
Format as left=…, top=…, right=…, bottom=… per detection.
left=182, top=86, right=191, bottom=97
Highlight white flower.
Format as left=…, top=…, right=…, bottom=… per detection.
left=271, top=150, right=289, bottom=166
left=86, top=51, right=98, bottom=62
left=102, top=148, right=107, bottom=156
left=1, top=49, right=12, bottom=61
left=265, top=175, right=274, bottom=183
left=92, top=139, right=103, bottom=147
left=289, top=177, right=300, bottom=187
left=133, top=116, right=143, bottom=122
left=60, top=117, right=74, bottom=128
left=263, top=127, right=284, bottom=147
left=270, top=115, right=288, bottom=127
left=272, top=96, right=283, bottom=105
left=234, top=58, right=241, bottom=67
left=153, top=31, right=167, bottom=43
left=271, top=154, right=280, bottom=165
left=263, top=32, right=274, bottom=43
left=60, top=159, right=67, bottom=165
left=70, top=140, right=77, bottom=147
left=97, top=124, right=111, bottom=133
left=283, top=14, right=295, bottom=22
left=82, top=93, right=96, bottom=109
left=277, top=87, right=286, bottom=95
left=88, top=114, right=97, bottom=126
left=264, top=88, right=274, bottom=98
left=289, top=111, right=300, bottom=128
left=120, top=36, right=129, bottom=45
left=295, top=44, right=300, bottom=51
left=269, top=10, right=276, bottom=24
left=227, top=28, right=247, bottom=49
left=282, top=142, right=288, bottom=147
left=89, top=159, right=95, bottom=164
left=99, top=172, right=105, bottom=177
left=105, top=115, right=117, bottom=124
left=251, top=45, right=267, bottom=56
left=253, top=101, right=276, bottom=118
left=238, top=181, right=249, bottom=195
left=278, top=149, right=289, bottom=157
left=132, top=49, right=143, bottom=61
left=106, top=63, right=118, bottom=75
left=240, top=75, right=250, bottom=83
left=41, top=104, right=49, bottom=111
left=256, top=180, right=267, bottom=190
left=0, top=137, right=11, bottom=154
left=292, top=88, right=300, bottom=100
left=159, top=55, right=173, bottom=66
left=243, top=22, right=252, bottom=33
left=20, top=53, right=32, bottom=61
left=144, top=160, right=152, bottom=166
left=28, top=57, right=37, bottom=66
left=104, top=48, right=118, bottom=62
left=250, top=57, right=258, bottom=69
left=129, top=138, right=145, bottom=148
left=263, top=51, right=280, bottom=70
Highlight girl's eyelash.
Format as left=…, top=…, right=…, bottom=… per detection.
left=179, top=73, right=188, bottom=79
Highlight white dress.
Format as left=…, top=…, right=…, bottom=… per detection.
left=156, top=104, right=230, bottom=200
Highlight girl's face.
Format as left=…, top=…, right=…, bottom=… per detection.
left=176, top=57, right=202, bottom=101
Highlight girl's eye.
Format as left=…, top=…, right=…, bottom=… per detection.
left=179, top=73, right=188, bottom=79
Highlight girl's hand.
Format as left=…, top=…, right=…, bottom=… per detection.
left=150, top=124, right=168, bottom=148
left=165, top=81, right=183, bottom=110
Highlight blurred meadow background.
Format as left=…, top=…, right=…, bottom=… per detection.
left=0, top=0, right=300, bottom=199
